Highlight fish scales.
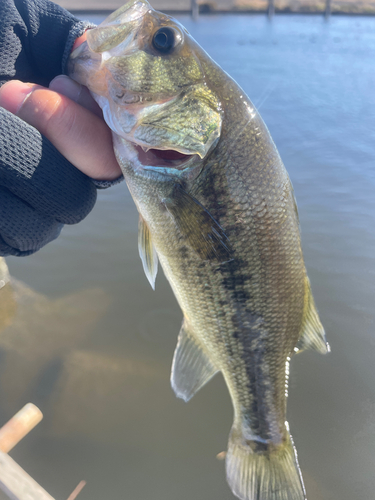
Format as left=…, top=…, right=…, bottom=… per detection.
left=160, top=109, right=303, bottom=441
left=69, top=2, right=329, bottom=499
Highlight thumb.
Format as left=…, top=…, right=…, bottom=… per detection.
left=0, top=80, right=121, bottom=181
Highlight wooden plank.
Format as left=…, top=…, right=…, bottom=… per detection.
left=0, top=450, right=55, bottom=500
left=0, top=404, right=43, bottom=453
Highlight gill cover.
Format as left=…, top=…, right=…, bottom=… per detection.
left=68, top=0, right=222, bottom=158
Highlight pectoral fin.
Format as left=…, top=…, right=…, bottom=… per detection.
left=138, top=214, right=158, bottom=290
left=295, top=277, right=330, bottom=354
left=171, top=319, right=219, bottom=402
left=164, top=184, right=233, bottom=263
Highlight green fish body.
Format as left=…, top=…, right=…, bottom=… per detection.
left=69, top=3, right=329, bottom=499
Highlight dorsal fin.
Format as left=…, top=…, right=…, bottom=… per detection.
left=295, top=277, right=330, bottom=354
left=138, top=214, right=158, bottom=290
left=171, top=319, right=219, bottom=402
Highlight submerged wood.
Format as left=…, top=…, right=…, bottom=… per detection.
left=66, top=480, right=87, bottom=500
left=0, top=450, right=55, bottom=500
left=0, top=403, right=43, bottom=453
left=0, top=404, right=53, bottom=500
left=0, top=404, right=86, bottom=500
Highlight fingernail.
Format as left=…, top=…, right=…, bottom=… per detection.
left=49, top=75, right=82, bottom=102
left=0, top=81, right=40, bottom=115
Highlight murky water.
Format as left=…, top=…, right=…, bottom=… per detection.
left=1, top=13, right=375, bottom=500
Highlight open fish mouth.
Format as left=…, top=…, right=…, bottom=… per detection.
left=133, top=144, right=197, bottom=169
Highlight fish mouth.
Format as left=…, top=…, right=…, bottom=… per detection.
left=133, top=143, right=198, bottom=170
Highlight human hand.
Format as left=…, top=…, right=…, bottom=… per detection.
left=0, top=76, right=121, bottom=182
left=0, top=0, right=122, bottom=256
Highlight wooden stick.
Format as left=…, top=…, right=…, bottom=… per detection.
left=67, top=480, right=86, bottom=500
left=0, top=404, right=43, bottom=453
left=0, top=450, right=55, bottom=500
left=0, top=405, right=86, bottom=500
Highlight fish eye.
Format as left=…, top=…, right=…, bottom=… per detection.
left=152, top=27, right=176, bottom=54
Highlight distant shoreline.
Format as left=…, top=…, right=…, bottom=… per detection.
left=69, top=8, right=375, bottom=15
left=56, top=0, right=375, bottom=17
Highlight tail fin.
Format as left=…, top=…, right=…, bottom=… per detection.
left=226, top=424, right=306, bottom=500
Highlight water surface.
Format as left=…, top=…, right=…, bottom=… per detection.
left=1, top=13, right=375, bottom=500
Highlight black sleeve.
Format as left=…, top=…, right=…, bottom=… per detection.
left=0, top=0, right=92, bottom=86
left=0, top=0, right=101, bottom=257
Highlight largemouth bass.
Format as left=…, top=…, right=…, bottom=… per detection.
left=69, top=2, right=330, bottom=499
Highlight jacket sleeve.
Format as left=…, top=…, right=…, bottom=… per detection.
left=0, top=0, right=93, bottom=86
left=0, top=0, right=101, bottom=257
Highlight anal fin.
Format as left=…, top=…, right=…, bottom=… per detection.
left=171, top=319, right=219, bottom=402
left=138, top=214, right=158, bottom=290
left=295, top=277, right=330, bottom=354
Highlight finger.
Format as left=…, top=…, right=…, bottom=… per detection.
left=48, top=32, right=101, bottom=115
left=49, top=75, right=103, bottom=117
left=72, top=30, right=88, bottom=51
left=0, top=80, right=121, bottom=181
